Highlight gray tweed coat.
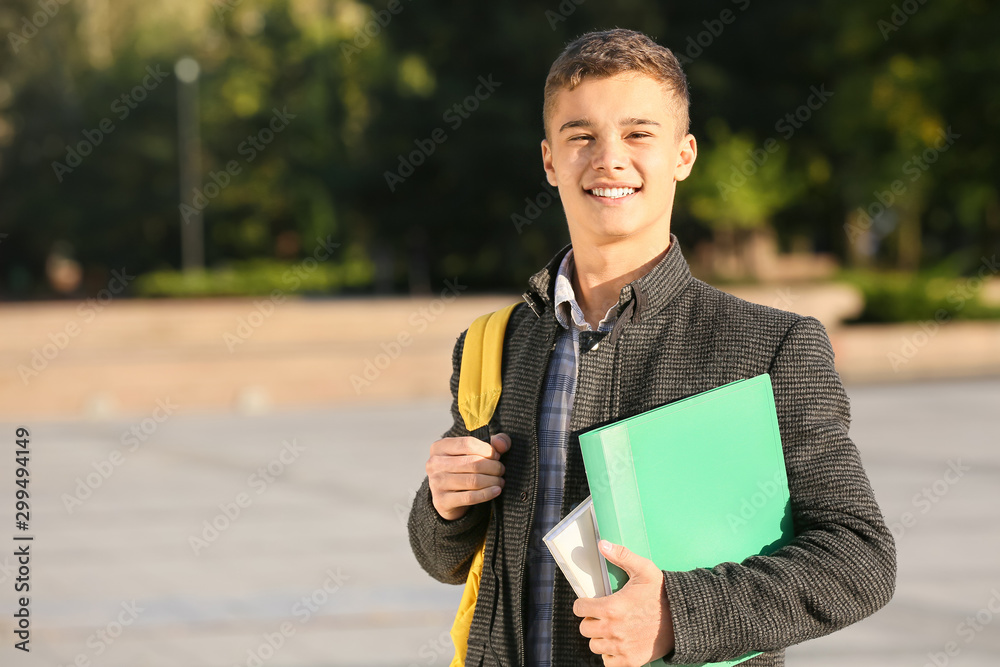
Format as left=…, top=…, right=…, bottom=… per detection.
left=408, top=235, right=896, bottom=666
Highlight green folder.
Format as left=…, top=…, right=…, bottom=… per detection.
left=579, top=373, right=793, bottom=667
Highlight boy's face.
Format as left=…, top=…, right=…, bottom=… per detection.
left=541, top=72, right=696, bottom=249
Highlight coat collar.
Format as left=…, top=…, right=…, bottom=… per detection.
left=521, top=233, right=694, bottom=335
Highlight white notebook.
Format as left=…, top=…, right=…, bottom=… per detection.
left=542, top=495, right=612, bottom=598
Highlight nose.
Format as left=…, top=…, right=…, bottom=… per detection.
left=591, top=136, right=629, bottom=172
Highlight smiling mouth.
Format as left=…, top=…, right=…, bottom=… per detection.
left=587, top=186, right=640, bottom=200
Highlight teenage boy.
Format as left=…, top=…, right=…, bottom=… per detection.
left=409, top=28, right=895, bottom=667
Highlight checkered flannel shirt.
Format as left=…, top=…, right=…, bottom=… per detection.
left=525, top=248, right=619, bottom=666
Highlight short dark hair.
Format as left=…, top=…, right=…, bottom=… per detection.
left=543, top=29, right=690, bottom=139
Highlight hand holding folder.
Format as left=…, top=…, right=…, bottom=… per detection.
left=544, top=499, right=677, bottom=666
left=549, top=373, right=793, bottom=667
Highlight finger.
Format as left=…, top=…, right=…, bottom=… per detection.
left=444, top=486, right=502, bottom=508
left=573, top=597, right=603, bottom=619
left=599, top=540, right=650, bottom=581
left=443, top=455, right=504, bottom=478
left=433, top=484, right=502, bottom=517
left=432, top=436, right=496, bottom=459
left=577, top=615, right=603, bottom=639
left=437, top=472, right=505, bottom=492
left=490, top=432, right=512, bottom=457
left=428, top=453, right=502, bottom=479
left=588, top=637, right=614, bottom=657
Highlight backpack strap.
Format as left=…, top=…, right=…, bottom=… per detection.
left=458, top=302, right=519, bottom=437
left=449, top=302, right=519, bottom=667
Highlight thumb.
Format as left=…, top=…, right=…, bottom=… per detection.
left=599, top=540, right=654, bottom=582
left=491, top=432, right=511, bottom=456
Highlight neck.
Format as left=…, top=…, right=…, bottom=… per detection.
left=568, top=232, right=671, bottom=330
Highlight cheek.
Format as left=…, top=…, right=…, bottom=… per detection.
left=557, top=146, right=589, bottom=169
left=554, top=157, right=586, bottom=190
left=636, top=151, right=670, bottom=175
left=556, top=182, right=583, bottom=210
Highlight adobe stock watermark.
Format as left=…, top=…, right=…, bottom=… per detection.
left=922, top=588, right=1000, bottom=667
left=674, top=0, right=751, bottom=66
left=54, top=600, right=145, bottom=667
left=887, top=254, right=998, bottom=371
left=545, top=0, right=587, bottom=31
left=512, top=179, right=560, bottom=234
left=51, top=65, right=170, bottom=182
left=223, top=235, right=341, bottom=352
left=887, top=459, right=969, bottom=541
left=877, top=0, right=928, bottom=41
left=17, top=268, right=135, bottom=385
left=769, top=287, right=796, bottom=312
left=716, top=83, right=833, bottom=201
left=393, top=484, right=422, bottom=529
left=384, top=75, right=502, bottom=192
left=179, top=106, right=296, bottom=223
left=845, top=126, right=960, bottom=244
left=350, top=278, right=468, bottom=393
left=62, top=398, right=179, bottom=514
left=340, top=0, right=412, bottom=62
left=291, top=567, right=351, bottom=624
left=726, top=470, right=786, bottom=533
left=7, top=0, right=71, bottom=55
left=232, top=567, right=350, bottom=667
left=189, top=439, right=306, bottom=555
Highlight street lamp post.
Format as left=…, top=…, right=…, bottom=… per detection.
left=175, top=57, right=203, bottom=272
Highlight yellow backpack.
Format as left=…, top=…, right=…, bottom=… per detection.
left=449, top=302, right=519, bottom=667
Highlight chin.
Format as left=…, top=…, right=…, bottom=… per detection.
left=579, top=212, right=650, bottom=239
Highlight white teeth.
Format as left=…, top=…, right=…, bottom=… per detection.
left=590, top=187, right=636, bottom=198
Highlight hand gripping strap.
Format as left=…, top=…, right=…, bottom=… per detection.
left=449, top=302, right=518, bottom=667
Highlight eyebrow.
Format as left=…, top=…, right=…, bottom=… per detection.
left=559, top=117, right=662, bottom=133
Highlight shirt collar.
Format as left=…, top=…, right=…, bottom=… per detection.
left=522, top=233, right=693, bottom=326
left=553, top=249, right=619, bottom=332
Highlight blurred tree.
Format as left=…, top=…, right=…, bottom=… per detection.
left=683, top=118, right=805, bottom=278
left=790, top=0, right=999, bottom=271
left=0, top=0, right=996, bottom=299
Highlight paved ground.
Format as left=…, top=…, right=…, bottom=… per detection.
left=0, top=378, right=998, bottom=666
left=4, top=296, right=1000, bottom=421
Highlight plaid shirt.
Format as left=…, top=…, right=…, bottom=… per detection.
left=525, top=248, right=619, bottom=666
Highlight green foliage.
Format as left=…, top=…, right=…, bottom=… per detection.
left=1, top=0, right=998, bottom=297
left=134, top=253, right=375, bottom=297
left=682, top=119, right=805, bottom=231
left=840, top=270, right=1000, bottom=323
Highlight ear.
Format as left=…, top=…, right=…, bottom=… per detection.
left=541, top=138, right=558, bottom=187
left=673, top=133, right=697, bottom=182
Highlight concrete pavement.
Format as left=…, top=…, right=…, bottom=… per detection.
left=3, top=295, right=999, bottom=421
left=0, top=378, right=998, bottom=666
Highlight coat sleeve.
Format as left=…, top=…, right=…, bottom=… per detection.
left=407, top=329, right=492, bottom=585
left=660, top=316, right=897, bottom=664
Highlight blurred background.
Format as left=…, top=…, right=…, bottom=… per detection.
left=0, top=0, right=998, bottom=665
